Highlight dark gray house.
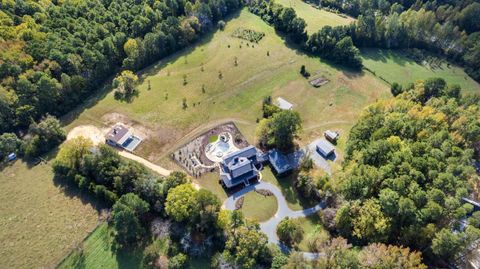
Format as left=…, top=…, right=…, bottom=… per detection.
left=219, top=145, right=264, bottom=188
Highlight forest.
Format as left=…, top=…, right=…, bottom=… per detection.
left=0, top=0, right=241, bottom=134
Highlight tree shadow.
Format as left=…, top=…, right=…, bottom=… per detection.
left=53, top=174, right=107, bottom=212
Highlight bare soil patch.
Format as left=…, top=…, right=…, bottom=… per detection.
left=172, top=122, right=249, bottom=177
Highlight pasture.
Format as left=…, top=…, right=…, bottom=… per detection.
left=361, top=48, right=480, bottom=94
left=65, top=9, right=390, bottom=168
left=0, top=160, right=98, bottom=268
left=275, top=0, right=354, bottom=34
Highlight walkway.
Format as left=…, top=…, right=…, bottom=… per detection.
left=222, top=180, right=325, bottom=259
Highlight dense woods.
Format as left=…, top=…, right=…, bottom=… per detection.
left=337, top=78, right=480, bottom=264
left=310, top=0, right=480, bottom=81
left=248, top=0, right=363, bottom=68
left=0, top=0, right=241, bottom=134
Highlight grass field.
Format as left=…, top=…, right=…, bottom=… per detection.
left=0, top=160, right=98, bottom=269
left=59, top=223, right=212, bottom=269
left=65, top=9, right=389, bottom=168
left=361, top=48, right=480, bottom=94
left=295, top=213, right=328, bottom=251
left=275, top=0, right=354, bottom=34
left=241, top=191, right=278, bottom=222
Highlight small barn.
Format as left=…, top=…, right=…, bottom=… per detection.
left=316, top=139, right=335, bottom=157
left=324, top=130, right=339, bottom=143
left=276, top=97, right=293, bottom=110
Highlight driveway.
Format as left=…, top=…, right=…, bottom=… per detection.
left=306, top=140, right=337, bottom=175
left=222, top=180, right=326, bottom=259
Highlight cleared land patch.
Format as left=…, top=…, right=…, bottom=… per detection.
left=64, top=9, right=390, bottom=170
left=361, top=48, right=480, bottom=94
left=0, top=160, right=98, bottom=268
left=275, top=0, right=354, bottom=34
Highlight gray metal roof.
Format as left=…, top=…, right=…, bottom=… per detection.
left=316, top=139, right=335, bottom=156
left=106, top=125, right=131, bottom=144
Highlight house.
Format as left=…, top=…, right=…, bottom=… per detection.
left=219, top=145, right=264, bottom=188
left=324, top=130, right=339, bottom=143
left=268, top=149, right=304, bottom=175
left=105, top=124, right=142, bottom=152
left=276, top=97, right=293, bottom=110
left=316, top=139, right=335, bottom=157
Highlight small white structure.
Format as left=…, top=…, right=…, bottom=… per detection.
left=276, top=97, right=293, bottom=110
left=316, top=139, right=335, bottom=157
left=7, top=153, right=16, bottom=162
left=324, top=130, right=339, bottom=142
left=106, top=124, right=142, bottom=152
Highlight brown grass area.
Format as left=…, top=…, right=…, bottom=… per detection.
left=0, top=160, right=98, bottom=269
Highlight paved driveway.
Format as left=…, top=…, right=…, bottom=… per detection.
left=222, top=180, right=326, bottom=259
left=306, top=140, right=337, bottom=175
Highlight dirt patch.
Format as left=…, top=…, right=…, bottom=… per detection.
left=102, top=112, right=181, bottom=162
left=171, top=122, right=249, bottom=177
left=66, top=125, right=107, bottom=145
left=235, top=196, right=244, bottom=210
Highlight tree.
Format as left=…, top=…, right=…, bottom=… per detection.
left=165, top=184, right=198, bottom=222
left=194, top=189, right=221, bottom=233
left=225, top=223, right=269, bottom=269
left=270, top=110, right=302, bottom=151
left=277, top=217, right=303, bottom=246
left=113, top=70, right=138, bottom=101
left=390, top=82, right=403, bottom=96
left=24, top=114, right=66, bottom=158
left=431, top=228, right=463, bottom=261
left=111, top=193, right=149, bottom=248
left=0, top=133, right=23, bottom=160
left=169, top=253, right=187, bottom=269
left=359, top=243, right=427, bottom=269
left=352, top=199, right=391, bottom=243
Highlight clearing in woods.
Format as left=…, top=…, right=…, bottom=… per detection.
left=64, top=9, right=390, bottom=169
left=275, top=0, right=355, bottom=34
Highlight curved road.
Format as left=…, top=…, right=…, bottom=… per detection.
left=222, top=181, right=325, bottom=259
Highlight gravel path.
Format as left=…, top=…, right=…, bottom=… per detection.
left=222, top=180, right=325, bottom=259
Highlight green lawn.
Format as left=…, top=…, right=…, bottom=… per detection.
left=261, top=167, right=318, bottom=211
left=295, top=213, right=328, bottom=252
left=64, top=9, right=390, bottom=166
left=59, top=222, right=213, bottom=269
left=241, top=191, right=278, bottom=222
left=275, top=0, right=354, bottom=34
left=361, top=48, right=480, bottom=94
left=0, top=160, right=98, bottom=269
left=58, top=223, right=143, bottom=269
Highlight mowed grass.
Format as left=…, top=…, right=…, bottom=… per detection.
left=59, top=222, right=213, bottom=269
left=275, top=0, right=355, bottom=34
left=295, top=213, right=328, bottom=251
left=261, top=167, right=318, bottom=211
left=58, top=223, right=143, bottom=269
left=241, top=191, right=278, bottom=222
left=0, top=160, right=98, bottom=269
left=65, top=9, right=390, bottom=166
left=361, top=48, right=480, bottom=94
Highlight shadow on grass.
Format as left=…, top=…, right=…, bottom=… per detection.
left=272, top=171, right=319, bottom=209
left=53, top=174, right=107, bottom=212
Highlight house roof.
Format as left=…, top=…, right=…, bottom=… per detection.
left=268, top=149, right=304, bottom=174
left=220, top=146, right=260, bottom=188
left=276, top=97, right=293, bottom=110
left=106, top=124, right=131, bottom=144
left=222, top=145, right=258, bottom=164
left=316, top=139, right=335, bottom=156
left=324, top=130, right=339, bottom=140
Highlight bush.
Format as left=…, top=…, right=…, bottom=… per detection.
left=169, top=253, right=187, bottom=269
left=217, top=20, right=226, bottom=30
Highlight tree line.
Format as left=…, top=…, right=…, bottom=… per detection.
left=336, top=79, right=480, bottom=266
left=0, top=0, right=242, bottom=134
left=248, top=0, right=363, bottom=69
left=311, top=0, right=480, bottom=81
